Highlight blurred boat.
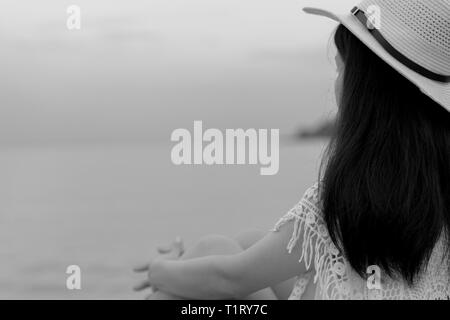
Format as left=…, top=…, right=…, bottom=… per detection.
left=296, top=119, right=335, bottom=140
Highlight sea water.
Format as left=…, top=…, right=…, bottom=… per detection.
left=0, top=141, right=325, bottom=299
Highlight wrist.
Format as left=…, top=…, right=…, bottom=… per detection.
left=149, top=258, right=168, bottom=290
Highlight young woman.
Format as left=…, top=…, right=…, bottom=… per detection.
left=134, top=0, right=450, bottom=300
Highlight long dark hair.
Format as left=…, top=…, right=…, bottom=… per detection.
left=321, top=24, right=450, bottom=285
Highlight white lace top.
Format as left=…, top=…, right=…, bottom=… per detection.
left=272, top=183, right=450, bottom=300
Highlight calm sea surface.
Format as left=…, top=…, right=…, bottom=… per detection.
left=0, top=141, right=325, bottom=299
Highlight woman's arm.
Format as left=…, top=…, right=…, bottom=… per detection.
left=148, top=220, right=308, bottom=299
left=149, top=255, right=238, bottom=299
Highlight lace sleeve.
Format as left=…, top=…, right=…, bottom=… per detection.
left=271, top=183, right=338, bottom=286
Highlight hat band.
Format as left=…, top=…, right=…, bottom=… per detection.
left=351, top=7, right=450, bottom=83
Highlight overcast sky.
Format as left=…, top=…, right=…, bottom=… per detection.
left=0, top=0, right=355, bottom=145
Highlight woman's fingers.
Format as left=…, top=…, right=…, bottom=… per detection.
left=133, top=263, right=150, bottom=273
left=132, top=238, right=185, bottom=298
left=133, top=237, right=185, bottom=294
left=173, top=236, right=185, bottom=257
left=157, top=245, right=172, bottom=254
left=145, top=292, right=157, bottom=300
left=156, top=237, right=185, bottom=260
left=157, top=237, right=184, bottom=256
left=133, top=280, right=151, bottom=291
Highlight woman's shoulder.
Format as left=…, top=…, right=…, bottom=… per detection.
left=272, top=182, right=333, bottom=268
left=272, top=182, right=324, bottom=231
left=271, top=183, right=341, bottom=298
left=274, top=182, right=324, bottom=227
left=299, top=182, right=322, bottom=216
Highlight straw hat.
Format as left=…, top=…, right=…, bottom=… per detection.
left=303, top=0, right=450, bottom=112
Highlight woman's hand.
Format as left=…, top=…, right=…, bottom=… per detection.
left=133, top=237, right=184, bottom=298
left=154, top=236, right=185, bottom=256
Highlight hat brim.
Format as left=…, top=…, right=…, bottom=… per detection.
left=303, top=7, right=450, bottom=112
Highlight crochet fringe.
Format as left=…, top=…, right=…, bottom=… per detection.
left=272, top=204, right=338, bottom=299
